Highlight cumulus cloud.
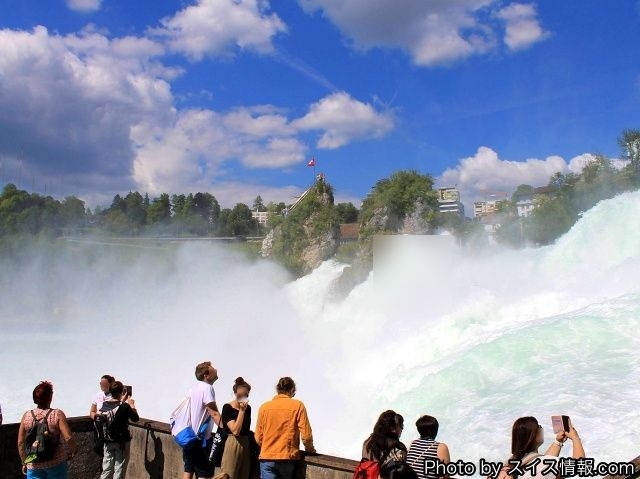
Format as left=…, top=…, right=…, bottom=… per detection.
left=298, top=0, right=547, bottom=66
left=0, top=24, right=393, bottom=203
left=437, top=147, right=604, bottom=210
left=153, top=0, right=286, bottom=60
left=496, top=3, right=548, bottom=50
left=66, top=0, right=102, bottom=13
left=0, top=26, right=173, bottom=180
left=132, top=93, right=392, bottom=194
left=293, top=92, right=395, bottom=149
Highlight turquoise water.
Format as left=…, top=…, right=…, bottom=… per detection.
left=1, top=191, right=639, bottom=470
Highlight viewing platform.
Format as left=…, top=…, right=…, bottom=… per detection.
left=1, top=417, right=638, bottom=479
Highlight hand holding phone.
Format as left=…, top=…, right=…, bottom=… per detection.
left=551, top=415, right=571, bottom=434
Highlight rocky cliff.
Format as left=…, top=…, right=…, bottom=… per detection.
left=261, top=180, right=340, bottom=276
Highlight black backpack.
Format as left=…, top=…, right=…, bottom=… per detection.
left=93, top=402, right=128, bottom=454
left=23, top=409, right=57, bottom=464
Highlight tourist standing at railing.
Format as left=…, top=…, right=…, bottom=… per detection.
left=362, top=410, right=408, bottom=470
left=255, top=377, right=316, bottom=479
left=496, top=416, right=585, bottom=479
left=17, top=381, right=78, bottom=479
left=220, top=377, right=253, bottom=479
left=182, top=361, right=222, bottom=479
left=99, top=381, right=139, bottom=479
left=406, top=415, right=450, bottom=479
left=90, top=374, right=115, bottom=419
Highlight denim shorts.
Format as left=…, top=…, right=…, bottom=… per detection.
left=28, top=461, right=68, bottom=479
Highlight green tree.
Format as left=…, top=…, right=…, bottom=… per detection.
left=59, top=196, right=86, bottom=228
left=618, top=129, right=640, bottom=180
left=335, top=202, right=359, bottom=223
left=147, top=193, right=172, bottom=225
left=252, top=195, right=266, bottom=212
left=228, top=203, right=258, bottom=236
left=529, top=195, right=573, bottom=245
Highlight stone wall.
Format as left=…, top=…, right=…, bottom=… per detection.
left=0, top=416, right=101, bottom=478
left=0, top=417, right=357, bottom=479
left=2, top=417, right=638, bottom=479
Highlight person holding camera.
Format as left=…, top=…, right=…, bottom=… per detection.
left=99, top=381, right=139, bottom=479
left=219, top=377, right=253, bottom=479
left=496, top=416, right=585, bottom=479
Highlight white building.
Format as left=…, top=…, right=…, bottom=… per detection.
left=473, top=200, right=501, bottom=217
left=437, top=187, right=465, bottom=217
left=251, top=211, right=271, bottom=225
left=516, top=195, right=535, bottom=217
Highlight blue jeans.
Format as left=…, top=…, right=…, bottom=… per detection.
left=27, top=462, right=68, bottom=479
left=260, top=460, right=296, bottom=479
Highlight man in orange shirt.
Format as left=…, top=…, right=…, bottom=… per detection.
left=255, top=377, right=316, bottom=479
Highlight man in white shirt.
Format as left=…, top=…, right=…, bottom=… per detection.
left=183, top=361, right=221, bottom=479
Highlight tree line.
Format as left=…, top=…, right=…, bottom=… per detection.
left=0, top=185, right=360, bottom=238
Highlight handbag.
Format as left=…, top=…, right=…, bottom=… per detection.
left=209, top=426, right=228, bottom=466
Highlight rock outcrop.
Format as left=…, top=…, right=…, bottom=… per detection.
left=261, top=180, right=340, bottom=276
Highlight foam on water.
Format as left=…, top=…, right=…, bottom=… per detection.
left=1, top=191, right=640, bottom=469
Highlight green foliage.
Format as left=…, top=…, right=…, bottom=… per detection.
left=0, top=184, right=84, bottom=236
left=358, top=170, right=438, bottom=242
left=494, top=145, right=640, bottom=246
left=360, top=170, right=436, bottom=226
left=269, top=180, right=340, bottom=275
left=335, top=202, right=359, bottom=223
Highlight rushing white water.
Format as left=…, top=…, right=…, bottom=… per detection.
left=1, top=191, right=640, bottom=471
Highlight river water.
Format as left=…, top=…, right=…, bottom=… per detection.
left=1, top=191, right=639, bottom=469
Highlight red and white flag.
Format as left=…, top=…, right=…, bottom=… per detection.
left=307, top=158, right=315, bottom=167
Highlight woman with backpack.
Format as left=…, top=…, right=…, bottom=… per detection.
left=99, top=381, right=139, bottom=479
left=495, top=416, right=585, bottom=479
left=17, top=381, right=78, bottom=479
left=362, top=410, right=408, bottom=472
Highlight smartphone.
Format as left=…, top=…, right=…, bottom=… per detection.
left=125, top=385, right=133, bottom=397
left=551, top=415, right=571, bottom=433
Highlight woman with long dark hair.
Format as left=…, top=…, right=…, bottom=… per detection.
left=497, top=416, right=585, bottom=479
left=362, top=410, right=407, bottom=467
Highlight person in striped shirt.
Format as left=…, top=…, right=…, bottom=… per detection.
left=406, top=415, right=450, bottom=479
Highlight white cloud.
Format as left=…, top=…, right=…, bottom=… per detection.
left=0, top=26, right=172, bottom=180
left=437, top=147, right=601, bottom=211
left=66, top=0, right=102, bottom=13
left=0, top=26, right=394, bottom=201
left=496, top=3, right=548, bottom=51
left=299, top=0, right=547, bottom=66
left=153, top=0, right=286, bottom=60
left=293, top=92, right=395, bottom=149
left=131, top=92, right=394, bottom=194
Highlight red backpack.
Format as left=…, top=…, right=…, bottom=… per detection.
left=353, top=459, right=380, bottom=479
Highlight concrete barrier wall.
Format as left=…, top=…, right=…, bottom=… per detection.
left=0, top=416, right=101, bottom=479
left=0, top=417, right=357, bottom=479
left=2, top=417, right=638, bottom=479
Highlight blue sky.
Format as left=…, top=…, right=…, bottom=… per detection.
left=0, top=0, right=638, bottom=209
